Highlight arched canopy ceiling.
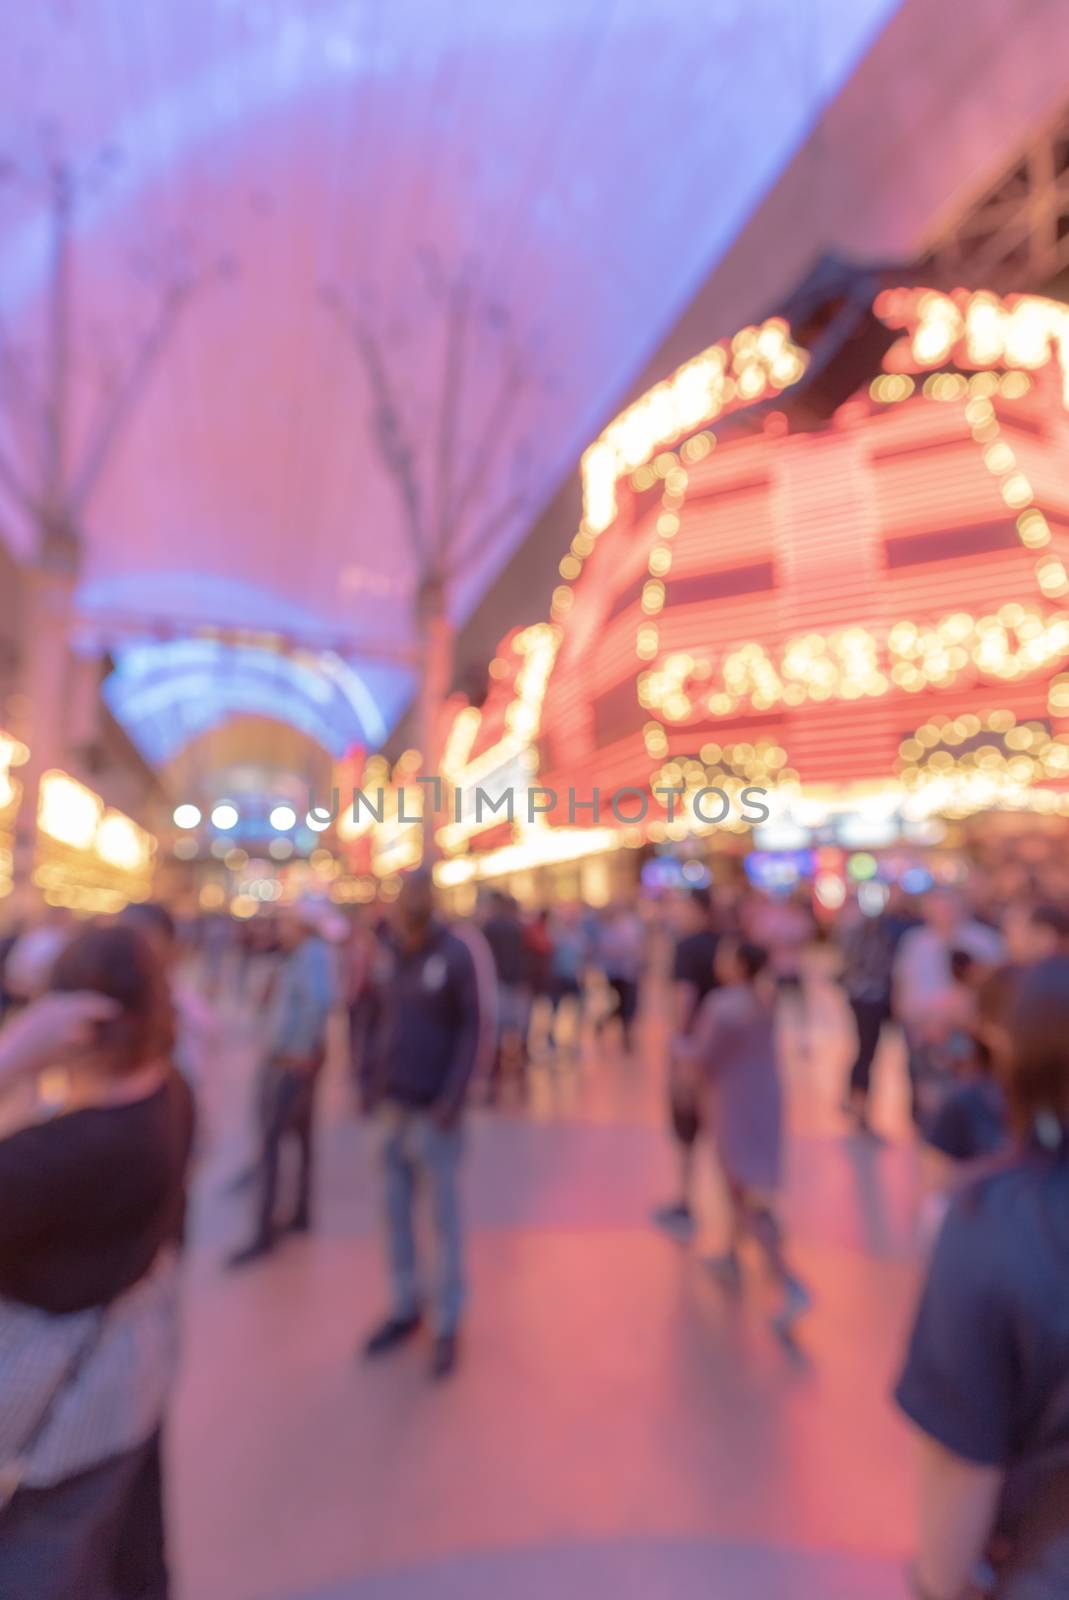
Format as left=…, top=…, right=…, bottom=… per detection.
left=160, top=715, right=334, bottom=817
left=0, top=0, right=902, bottom=768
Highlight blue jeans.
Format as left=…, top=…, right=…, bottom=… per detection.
left=378, top=1108, right=465, bottom=1336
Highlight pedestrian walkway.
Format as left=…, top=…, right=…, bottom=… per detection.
left=170, top=977, right=920, bottom=1600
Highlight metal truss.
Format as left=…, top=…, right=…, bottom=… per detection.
left=920, top=103, right=1069, bottom=293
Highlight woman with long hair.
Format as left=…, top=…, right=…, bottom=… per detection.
left=896, top=953, right=1069, bottom=1598
left=0, top=921, right=195, bottom=1600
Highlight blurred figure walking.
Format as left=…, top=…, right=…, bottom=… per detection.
left=228, top=901, right=335, bottom=1266
left=345, top=912, right=381, bottom=1113
left=362, top=871, right=481, bottom=1380
left=680, top=938, right=811, bottom=1339
left=653, top=888, right=720, bottom=1238
left=545, top=905, right=587, bottom=1056
left=599, top=901, right=645, bottom=1052
left=838, top=888, right=916, bottom=1137
left=481, top=891, right=530, bottom=1100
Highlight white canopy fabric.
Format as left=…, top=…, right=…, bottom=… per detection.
left=0, top=0, right=901, bottom=763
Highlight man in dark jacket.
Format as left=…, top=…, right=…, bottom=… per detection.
left=362, top=870, right=481, bottom=1380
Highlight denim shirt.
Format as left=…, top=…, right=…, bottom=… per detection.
left=265, top=937, right=334, bottom=1062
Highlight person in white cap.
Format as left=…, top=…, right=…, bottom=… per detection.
left=228, top=898, right=337, bottom=1266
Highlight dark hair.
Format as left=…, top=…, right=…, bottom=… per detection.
left=688, top=887, right=713, bottom=917
left=1007, top=956, right=1069, bottom=1135
left=120, top=901, right=177, bottom=946
left=735, top=940, right=769, bottom=982
left=49, top=923, right=175, bottom=1076
left=1030, top=903, right=1069, bottom=943
left=977, top=963, right=1021, bottom=1032
left=971, top=963, right=1021, bottom=1075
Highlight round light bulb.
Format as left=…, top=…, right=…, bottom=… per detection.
left=305, top=810, right=330, bottom=834
left=269, top=804, right=297, bottom=831
left=173, top=804, right=202, bottom=830
left=211, top=802, right=239, bottom=831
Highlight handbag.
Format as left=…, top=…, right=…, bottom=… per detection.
left=0, top=1308, right=107, bottom=1511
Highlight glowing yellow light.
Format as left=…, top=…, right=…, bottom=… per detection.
left=680, top=432, right=713, bottom=463
left=912, top=293, right=963, bottom=365
left=737, top=364, right=766, bottom=400
left=663, top=692, right=691, bottom=721
left=641, top=580, right=666, bottom=614
left=0, top=735, right=29, bottom=772
left=922, top=373, right=963, bottom=400
left=965, top=396, right=994, bottom=426
left=1000, top=473, right=1034, bottom=508
left=1049, top=676, right=1069, bottom=712
left=1017, top=510, right=1051, bottom=548
left=97, top=811, right=153, bottom=873
left=559, top=554, right=581, bottom=580
left=648, top=546, right=672, bottom=577
left=1037, top=559, right=1069, bottom=598
left=636, top=625, right=659, bottom=661
left=38, top=772, right=103, bottom=851
left=580, top=317, right=806, bottom=531
left=879, top=289, right=1069, bottom=407
left=983, top=442, right=1015, bottom=473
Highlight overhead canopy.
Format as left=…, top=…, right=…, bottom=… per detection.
left=0, top=0, right=902, bottom=771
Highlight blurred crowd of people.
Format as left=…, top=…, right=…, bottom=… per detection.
left=0, top=861, right=1068, bottom=1597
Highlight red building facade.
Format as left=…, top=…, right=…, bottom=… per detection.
left=427, top=288, right=1069, bottom=884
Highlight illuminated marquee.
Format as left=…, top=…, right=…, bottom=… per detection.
left=876, top=287, right=1069, bottom=405
left=534, top=281, right=1069, bottom=835
left=579, top=318, right=808, bottom=535
left=640, top=607, right=1069, bottom=725
left=423, top=279, right=1069, bottom=882
left=435, top=623, right=560, bottom=856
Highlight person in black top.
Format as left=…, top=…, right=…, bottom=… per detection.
left=896, top=954, right=1069, bottom=1599
left=839, top=889, right=918, bottom=1136
left=361, top=870, right=481, bottom=1380
left=0, top=921, right=194, bottom=1600
left=481, top=891, right=530, bottom=1101
left=652, top=888, right=720, bottom=1238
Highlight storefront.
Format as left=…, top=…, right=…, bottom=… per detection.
left=33, top=770, right=156, bottom=914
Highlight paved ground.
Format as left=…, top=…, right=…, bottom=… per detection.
left=170, top=975, right=919, bottom=1600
